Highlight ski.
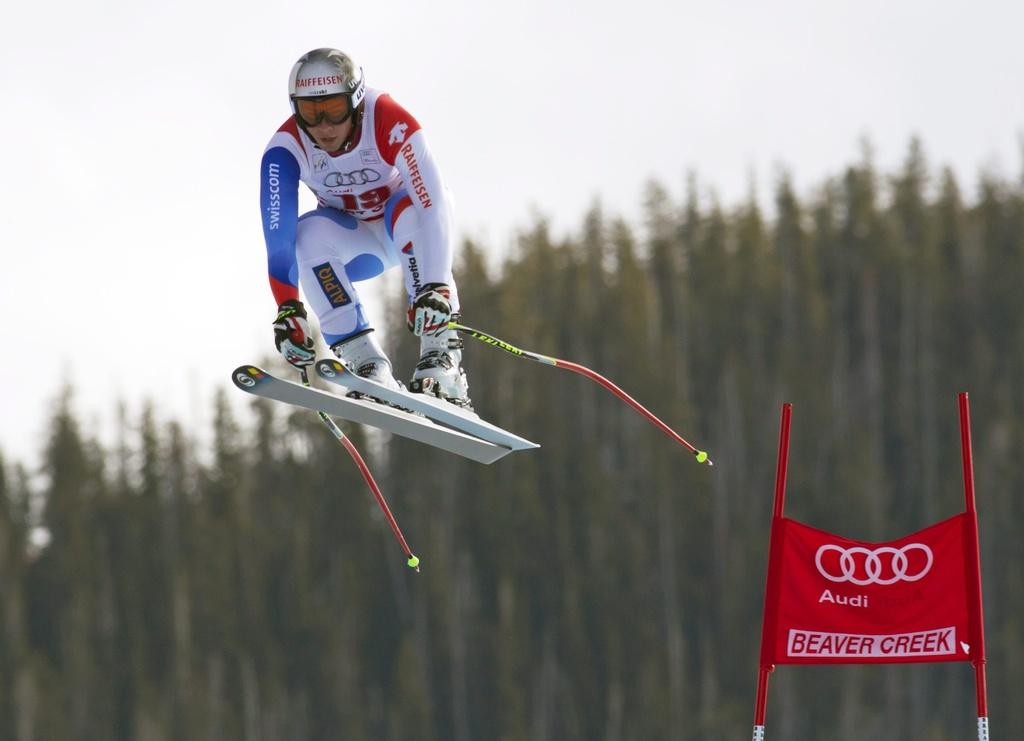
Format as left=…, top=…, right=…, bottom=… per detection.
left=232, top=365, right=515, bottom=465
left=315, top=358, right=540, bottom=452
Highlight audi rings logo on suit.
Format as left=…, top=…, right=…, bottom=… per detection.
left=323, top=169, right=381, bottom=188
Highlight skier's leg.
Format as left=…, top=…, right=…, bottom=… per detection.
left=294, top=207, right=402, bottom=390
left=384, top=190, right=471, bottom=407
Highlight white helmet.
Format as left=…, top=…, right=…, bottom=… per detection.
left=288, top=48, right=366, bottom=126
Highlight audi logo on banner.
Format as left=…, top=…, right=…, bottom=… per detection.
left=323, top=169, right=381, bottom=187
left=814, top=543, right=933, bottom=586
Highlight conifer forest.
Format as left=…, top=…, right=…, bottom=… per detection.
left=3, top=141, right=1024, bottom=740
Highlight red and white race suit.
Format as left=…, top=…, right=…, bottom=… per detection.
left=260, top=88, right=458, bottom=344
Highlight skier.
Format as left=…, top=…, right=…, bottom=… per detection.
left=260, top=48, right=471, bottom=407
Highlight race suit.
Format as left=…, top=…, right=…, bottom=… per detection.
left=259, top=88, right=458, bottom=345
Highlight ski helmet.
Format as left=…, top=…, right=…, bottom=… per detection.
left=288, top=48, right=366, bottom=127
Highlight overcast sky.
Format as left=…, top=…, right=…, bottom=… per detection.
left=2, top=0, right=1023, bottom=468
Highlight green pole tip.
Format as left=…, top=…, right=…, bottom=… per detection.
left=696, top=451, right=708, bottom=464
left=407, top=555, right=420, bottom=569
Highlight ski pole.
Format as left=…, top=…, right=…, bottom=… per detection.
left=450, top=322, right=713, bottom=466
left=299, top=368, right=421, bottom=571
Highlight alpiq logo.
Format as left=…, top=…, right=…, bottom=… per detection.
left=313, top=263, right=351, bottom=308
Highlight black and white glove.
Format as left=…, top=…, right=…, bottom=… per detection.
left=273, top=299, right=316, bottom=368
left=406, top=283, right=452, bottom=336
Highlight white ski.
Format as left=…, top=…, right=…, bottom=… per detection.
left=231, top=365, right=517, bottom=465
left=315, top=358, right=539, bottom=452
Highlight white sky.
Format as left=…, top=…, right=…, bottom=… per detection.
left=2, top=0, right=1023, bottom=469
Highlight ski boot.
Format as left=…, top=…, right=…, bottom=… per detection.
left=331, top=329, right=405, bottom=404
left=409, top=323, right=472, bottom=409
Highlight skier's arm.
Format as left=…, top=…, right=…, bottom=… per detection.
left=375, top=95, right=454, bottom=288
left=392, top=129, right=454, bottom=287
left=259, top=145, right=301, bottom=304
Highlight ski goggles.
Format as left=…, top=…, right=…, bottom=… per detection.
left=293, top=95, right=354, bottom=127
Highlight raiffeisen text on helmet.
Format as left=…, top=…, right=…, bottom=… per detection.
left=296, top=76, right=344, bottom=90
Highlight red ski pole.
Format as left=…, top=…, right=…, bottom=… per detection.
left=451, top=322, right=712, bottom=466
left=299, top=369, right=420, bottom=571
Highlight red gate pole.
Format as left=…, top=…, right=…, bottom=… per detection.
left=958, top=393, right=990, bottom=740
left=752, top=403, right=793, bottom=740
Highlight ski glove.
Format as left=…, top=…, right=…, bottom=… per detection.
left=407, top=283, right=452, bottom=336
left=273, top=299, right=316, bottom=368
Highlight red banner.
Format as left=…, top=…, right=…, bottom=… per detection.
left=763, top=512, right=978, bottom=665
